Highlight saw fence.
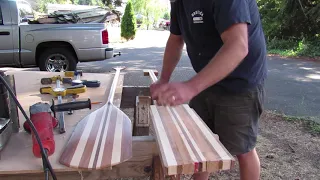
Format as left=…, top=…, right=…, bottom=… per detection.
left=0, top=71, right=235, bottom=180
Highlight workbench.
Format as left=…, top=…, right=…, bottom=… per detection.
left=0, top=70, right=234, bottom=180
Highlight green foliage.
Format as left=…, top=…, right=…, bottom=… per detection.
left=267, top=38, right=320, bottom=57
left=131, top=0, right=168, bottom=29
left=258, top=0, right=320, bottom=57
left=121, top=1, right=137, bottom=40
left=282, top=114, right=320, bottom=134
left=36, top=0, right=59, bottom=13
left=35, top=0, right=105, bottom=12
left=102, top=0, right=122, bottom=8
left=258, top=0, right=320, bottom=39
left=163, top=11, right=169, bottom=20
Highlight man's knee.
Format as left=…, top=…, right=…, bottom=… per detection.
left=236, top=148, right=259, bottom=162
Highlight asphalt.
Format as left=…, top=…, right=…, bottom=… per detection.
left=2, top=30, right=320, bottom=122
left=78, top=30, right=320, bottom=122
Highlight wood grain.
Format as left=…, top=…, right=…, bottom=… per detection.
left=145, top=69, right=235, bottom=175
left=150, top=105, right=235, bottom=175
left=152, top=156, right=165, bottom=180
left=59, top=68, right=132, bottom=169
left=0, top=136, right=157, bottom=180
left=133, top=96, right=151, bottom=136
left=0, top=71, right=127, bottom=174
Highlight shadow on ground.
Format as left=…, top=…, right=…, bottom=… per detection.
left=265, top=57, right=320, bottom=122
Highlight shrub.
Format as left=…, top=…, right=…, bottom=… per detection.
left=121, top=1, right=137, bottom=40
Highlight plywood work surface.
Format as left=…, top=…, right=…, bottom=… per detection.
left=150, top=104, right=235, bottom=175
left=0, top=71, right=124, bottom=174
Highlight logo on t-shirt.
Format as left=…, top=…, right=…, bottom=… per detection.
left=191, top=10, right=204, bottom=24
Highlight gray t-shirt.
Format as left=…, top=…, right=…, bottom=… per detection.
left=170, top=0, right=267, bottom=92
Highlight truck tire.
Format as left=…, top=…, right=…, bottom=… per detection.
left=38, top=48, right=77, bottom=72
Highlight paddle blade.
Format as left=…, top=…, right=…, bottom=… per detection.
left=59, top=104, right=132, bottom=169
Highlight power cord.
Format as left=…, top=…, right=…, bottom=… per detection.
left=0, top=74, right=57, bottom=180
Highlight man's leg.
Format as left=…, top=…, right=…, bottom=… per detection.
left=212, top=85, right=264, bottom=180
left=237, top=148, right=260, bottom=180
left=189, top=89, right=214, bottom=180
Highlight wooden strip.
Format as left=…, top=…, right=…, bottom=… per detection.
left=88, top=106, right=109, bottom=168
left=152, top=156, right=165, bottom=180
left=158, top=107, right=193, bottom=174
left=121, top=110, right=133, bottom=162
left=175, top=106, right=219, bottom=172
left=165, top=106, right=199, bottom=173
left=79, top=108, right=105, bottom=168
left=95, top=104, right=113, bottom=168
left=150, top=105, right=235, bottom=175
left=182, top=104, right=234, bottom=170
left=59, top=116, right=89, bottom=166
left=169, top=107, right=206, bottom=172
left=111, top=108, right=124, bottom=164
left=150, top=106, right=177, bottom=174
left=69, top=111, right=98, bottom=167
left=100, top=106, right=117, bottom=167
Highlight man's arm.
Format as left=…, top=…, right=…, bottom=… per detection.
left=186, top=23, right=249, bottom=94
left=160, top=33, right=184, bottom=82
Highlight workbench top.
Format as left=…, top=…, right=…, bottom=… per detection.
left=0, top=71, right=124, bottom=174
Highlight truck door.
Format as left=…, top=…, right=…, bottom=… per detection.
left=0, top=2, right=14, bottom=66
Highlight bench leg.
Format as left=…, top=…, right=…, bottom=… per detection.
left=152, top=156, right=165, bottom=180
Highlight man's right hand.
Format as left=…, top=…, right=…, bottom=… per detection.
left=150, top=78, right=168, bottom=101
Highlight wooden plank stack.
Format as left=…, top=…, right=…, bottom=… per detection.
left=145, top=70, right=235, bottom=175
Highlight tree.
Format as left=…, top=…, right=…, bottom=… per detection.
left=131, top=0, right=168, bottom=29
left=102, top=0, right=122, bottom=8
left=257, top=0, right=319, bottom=39
left=163, top=11, right=170, bottom=20
left=121, top=1, right=137, bottom=40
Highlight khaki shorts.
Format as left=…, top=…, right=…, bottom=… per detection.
left=189, top=84, right=265, bottom=156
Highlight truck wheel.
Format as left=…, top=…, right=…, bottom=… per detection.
left=38, top=48, right=77, bottom=72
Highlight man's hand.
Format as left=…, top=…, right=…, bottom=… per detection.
left=151, top=81, right=198, bottom=106
left=150, top=78, right=168, bottom=99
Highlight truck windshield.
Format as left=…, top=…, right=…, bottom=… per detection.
left=17, top=0, right=34, bottom=23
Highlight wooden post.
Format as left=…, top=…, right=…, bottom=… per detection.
left=134, top=96, right=151, bottom=136
left=152, top=156, right=165, bottom=180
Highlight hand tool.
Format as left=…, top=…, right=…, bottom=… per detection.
left=64, top=70, right=83, bottom=78
left=40, top=84, right=87, bottom=97
left=27, top=103, right=56, bottom=180
left=23, top=99, right=93, bottom=133
left=50, top=98, right=92, bottom=115
left=63, top=78, right=101, bottom=88
left=40, top=76, right=72, bottom=85
left=41, top=79, right=87, bottom=133
left=0, top=72, right=57, bottom=180
left=27, top=103, right=56, bottom=158
left=64, top=70, right=101, bottom=87
left=59, top=66, right=133, bottom=170
left=54, top=78, right=65, bottom=133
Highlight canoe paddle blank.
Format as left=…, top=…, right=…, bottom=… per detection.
left=59, top=67, right=132, bottom=169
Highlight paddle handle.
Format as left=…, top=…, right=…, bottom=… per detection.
left=107, top=68, right=122, bottom=104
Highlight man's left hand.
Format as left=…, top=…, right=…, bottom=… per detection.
left=152, top=82, right=198, bottom=106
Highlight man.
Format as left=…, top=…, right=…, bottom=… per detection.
left=150, top=0, right=267, bottom=179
